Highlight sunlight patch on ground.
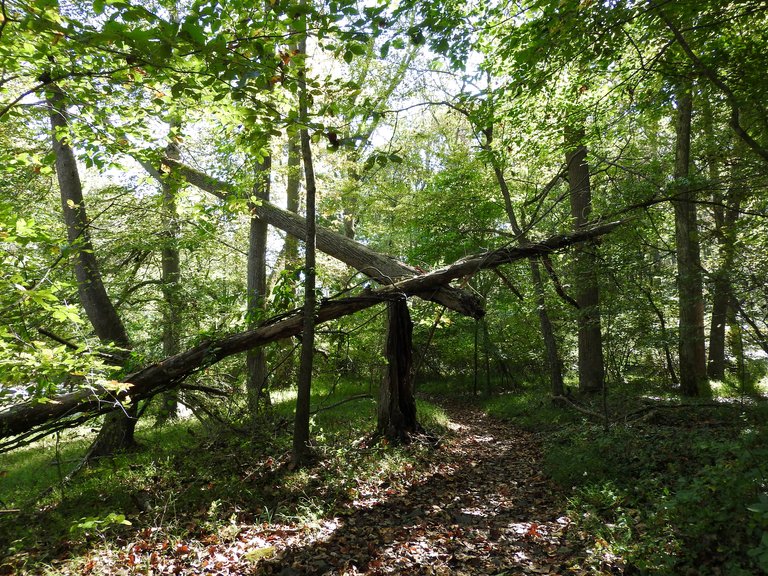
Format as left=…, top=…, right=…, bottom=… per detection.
left=470, top=434, right=495, bottom=443
left=271, top=387, right=298, bottom=405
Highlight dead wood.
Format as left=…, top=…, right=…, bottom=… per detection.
left=164, top=158, right=483, bottom=319
left=0, top=219, right=621, bottom=449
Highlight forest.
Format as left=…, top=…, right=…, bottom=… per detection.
left=1, top=0, right=768, bottom=573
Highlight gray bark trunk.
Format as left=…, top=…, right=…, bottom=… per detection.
left=292, top=26, right=317, bottom=467
left=285, top=135, right=302, bottom=268
left=673, top=88, right=708, bottom=396
left=707, top=143, right=743, bottom=380
left=47, top=85, right=136, bottom=458
left=565, top=127, right=605, bottom=394
left=246, top=155, right=272, bottom=413
left=48, top=90, right=129, bottom=349
left=157, top=128, right=183, bottom=425
left=489, top=155, right=565, bottom=398
left=530, top=259, right=565, bottom=396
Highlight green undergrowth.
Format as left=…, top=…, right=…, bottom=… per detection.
left=0, top=377, right=449, bottom=575
left=482, top=381, right=768, bottom=575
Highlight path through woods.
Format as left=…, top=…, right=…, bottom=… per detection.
left=43, top=403, right=621, bottom=575
left=252, top=402, right=611, bottom=575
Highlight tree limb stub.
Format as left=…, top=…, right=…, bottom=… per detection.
left=162, top=158, right=483, bottom=319
left=0, top=219, right=621, bottom=447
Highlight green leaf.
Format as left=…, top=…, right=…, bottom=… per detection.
left=181, top=19, right=206, bottom=46
left=243, top=546, right=275, bottom=562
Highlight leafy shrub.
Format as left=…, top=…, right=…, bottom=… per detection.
left=541, top=412, right=768, bottom=574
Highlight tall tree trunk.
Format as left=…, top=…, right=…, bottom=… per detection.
left=47, top=85, right=135, bottom=458
left=246, top=154, right=272, bottom=414
left=707, top=140, right=743, bottom=380
left=565, top=126, right=605, bottom=394
left=727, top=298, right=746, bottom=388
left=156, top=123, right=183, bottom=426
left=285, top=135, right=302, bottom=269
left=291, top=22, right=317, bottom=468
left=273, top=134, right=302, bottom=385
left=377, top=298, right=420, bottom=441
left=673, top=87, right=708, bottom=396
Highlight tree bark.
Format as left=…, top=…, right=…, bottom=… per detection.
left=267, top=134, right=301, bottom=382
left=246, top=154, right=272, bottom=414
left=285, top=135, right=302, bottom=269
left=673, top=87, right=708, bottom=396
left=707, top=140, right=743, bottom=380
left=163, top=158, right=483, bottom=319
left=48, top=91, right=129, bottom=349
left=565, top=126, right=605, bottom=394
left=489, top=153, right=565, bottom=397
left=377, top=298, right=420, bottom=441
left=156, top=124, right=183, bottom=426
left=530, top=259, right=565, bottom=396
left=292, top=23, right=317, bottom=468
left=47, top=84, right=136, bottom=458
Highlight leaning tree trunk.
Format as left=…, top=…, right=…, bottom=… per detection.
left=163, top=158, right=482, bottom=318
left=377, top=298, right=421, bottom=442
left=565, top=126, right=605, bottom=395
left=246, top=154, right=272, bottom=414
left=48, top=84, right=136, bottom=459
left=0, top=221, right=621, bottom=446
left=673, top=86, right=708, bottom=397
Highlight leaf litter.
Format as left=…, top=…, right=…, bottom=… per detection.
left=6, top=402, right=624, bottom=575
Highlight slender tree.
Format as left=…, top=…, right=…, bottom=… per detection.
left=291, top=19, right=318, bottom=467
left=707, top=134, right=744, bottom=380
left=246, top=153, right=272, bottom=414
left=156, top=119, right=183, bottom=425
left=483, top=124, right=565, bottom=398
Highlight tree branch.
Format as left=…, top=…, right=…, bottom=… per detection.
left=658, top=10, right=768, bottom=164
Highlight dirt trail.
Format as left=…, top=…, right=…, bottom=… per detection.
left=256, top=402, right=589, bottom=575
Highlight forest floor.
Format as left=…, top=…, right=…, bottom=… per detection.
left=7, top=386, right=765, bottom=575
left=254, top=400, right=604, bottom=575
left=1, top=399, right=619, bottom=576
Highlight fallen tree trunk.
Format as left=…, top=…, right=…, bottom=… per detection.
left=0, top=295, right=394, bottom=446
left=0, top=220, right=621, bottom=448
left=381, top=219, right=622, bottom=293
left=163, top=158, right=483, bottom=319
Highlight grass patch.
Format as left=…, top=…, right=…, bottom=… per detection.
left=0, top=376, right=449, bottom=575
